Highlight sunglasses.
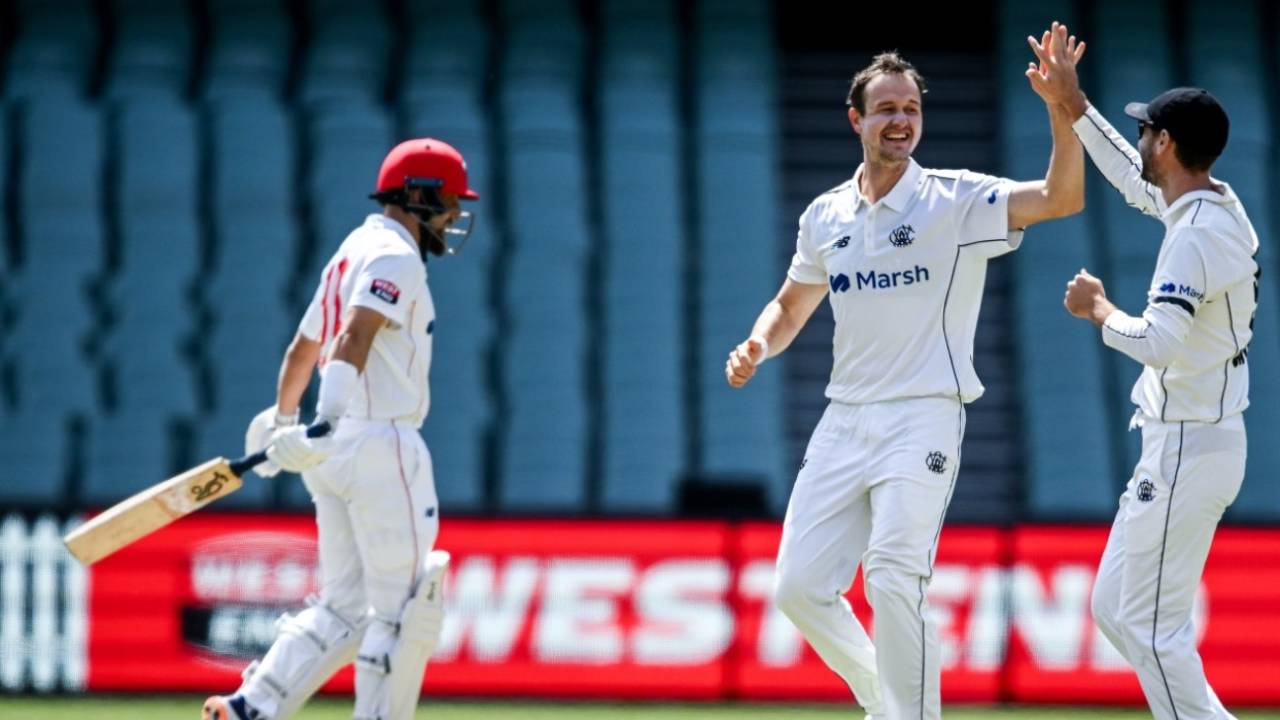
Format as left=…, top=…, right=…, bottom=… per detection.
left=1137, top=121, right=1155, bottom=138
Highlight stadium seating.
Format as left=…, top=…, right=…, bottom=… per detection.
left=1186, top=0, right=1280, bottom=520
left=694, top=0, right=790, bottom=514
left=4, top=0, right=97, bottom=100
left=597, top=0, right=686, bottom=513
left=402, top=0, right=487, bottom=93
left=1090, top=0, right=1175, bottom=476
left=11, top=98, right=104, bottom=416
left=305, top=104, right=394, bottom=266
left=299, top=0, right=392, bottom=108
left=203, top=0, right=292, bottom=100
left=494, top=0, right=591, bottom=512
left=104, top=0, right=192, bottom=101
left=997, top=0, right=1117, bottom=519
left=0, top=412, right=72, bottom=506
left=404, top=84, right=496, bottom=515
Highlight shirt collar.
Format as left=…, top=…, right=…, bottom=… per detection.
left=850, top=158, right=922, bottom=213
left=364, top=213, right=420, bottom=253
left=1161, top=180, right=1234, bottom=222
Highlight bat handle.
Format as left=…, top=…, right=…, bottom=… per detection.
left=227, top=420, right=333, bottom=477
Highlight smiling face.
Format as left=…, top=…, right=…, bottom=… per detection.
left=849, top=72, right=923, bottom=166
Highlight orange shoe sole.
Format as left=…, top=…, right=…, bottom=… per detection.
left=201, top=696, right=231, bottom=720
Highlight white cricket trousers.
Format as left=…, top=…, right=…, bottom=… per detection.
left=774, top=397, right=965, bottom=720
left=240, top=419, right=439, bottom=718
left=1091, top=413, right=1245, bottom=720
left=304, top=419, right=439, bottom=619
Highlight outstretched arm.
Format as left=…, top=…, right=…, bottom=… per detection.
left=1072, top=106, right=1164, bottom=218
left=1008, top=22, right=1087, bottom=229
left=725, top=279, right=827, bottom=388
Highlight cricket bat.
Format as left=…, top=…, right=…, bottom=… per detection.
left=63, top=421, right=330, bottom=566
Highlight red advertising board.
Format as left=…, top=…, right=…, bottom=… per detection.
left=80, top=515, right=1280, bottom=704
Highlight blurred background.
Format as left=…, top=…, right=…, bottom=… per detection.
left=0, top=0, right=1278, bottom=714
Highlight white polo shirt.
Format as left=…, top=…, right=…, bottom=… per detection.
left=1074, top=106, right=1259, bottom=423
left=299, top=214, right=436, bottom=428
left=788, top=159, right=1023, bottom=405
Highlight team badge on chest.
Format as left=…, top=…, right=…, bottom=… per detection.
left=889, top=224, right=916, bottom=247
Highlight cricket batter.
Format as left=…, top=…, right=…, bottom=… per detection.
left=1057, top=80, right=1255, bottom=717
left=203, top=138, right=479, bottom=720
left=725, top=26, right=1086, bottom=718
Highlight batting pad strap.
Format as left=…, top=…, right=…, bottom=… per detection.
left=316, top=359, right=359, bottom=420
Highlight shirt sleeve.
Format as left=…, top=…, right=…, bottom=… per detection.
left=297, top=275, right=325, bottom=340
left=1101, top=229, right=1207, bottom=368
left=1072, top=106, right=1165, bottom=220
left=786, top=204, right=828, bottom=285
left=349, top=253, right=422, bottom=327
left=954, top=171, right=1024, bottom=259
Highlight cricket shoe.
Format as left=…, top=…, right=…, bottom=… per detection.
left=202, top=694, right=261, bottom=720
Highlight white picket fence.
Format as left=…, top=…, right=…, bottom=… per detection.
left=0, top=514, right=86, bottom=692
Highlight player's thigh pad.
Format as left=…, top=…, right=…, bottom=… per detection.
left=244, top=596, right=368, bottom=719
left=353, top=550, right=449, bottom=720
left=347, top=427, right=440, bottom=614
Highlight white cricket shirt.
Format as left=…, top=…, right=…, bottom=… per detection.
left=788, top=159, right=1023, bottom=405
left=1074, top=106, right=1259, bottom=423
left=300, top=214, right=436, bottom=427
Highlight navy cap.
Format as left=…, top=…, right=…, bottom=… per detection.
left=1124, top=87, right=1230, bottom=166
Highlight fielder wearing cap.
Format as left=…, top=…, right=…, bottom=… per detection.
left=1056, top=70, right=1257, bottom=720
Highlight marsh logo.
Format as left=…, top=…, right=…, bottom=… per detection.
left=1158, top=281, right=1203, bottom=301
left=889, top=224, right=916, bottom=247
left=829, top=273, right=852, bottom=293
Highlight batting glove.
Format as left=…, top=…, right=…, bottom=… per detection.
left=267, top=420, right=337, bottom=474
left=245, top=406, right=300, bottom=478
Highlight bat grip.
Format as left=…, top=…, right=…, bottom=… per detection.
left=227, top=420, right=333, bottom=477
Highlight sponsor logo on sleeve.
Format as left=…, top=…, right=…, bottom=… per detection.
left=987, top=189, right=998, bottom=204
left=1157, top=281, right=1203, bottom=301
left=831, top=235, right=850, bottom=249
left=371, top=279, right=400, bottom=304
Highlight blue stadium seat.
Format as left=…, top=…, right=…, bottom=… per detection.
left=10, top=98, right=104, bottom=416
left=495, top=4, right=592, bottom=511
left=306, top=105, right=393, bottom=263
left=18, top=99, right=105, bottom=276
left=1186, top=0, right=1280, bottom=520
left=115, top=101, right=201, bottom=282
left=1090, top=0, right=1175, bottom=474
left=403, top=96, right=496, bottom=514
left=80, top=414, right=173, bottom=508
left=997, top=0, right=1117, bottom=519
left=4, top=0, right=96, bottom=100
left=597, top=0, right=685, bottom=512
left=299, top=0, right=391, bottom=107
left=203, top=0, right=291, bottom=100
left=694, top=0, right=789, bottom=513
left=0, top=412, right=71, bottom=505
left=206, top=98, right=298, bottom=297
left=500, top=0, right=582, bottom=81
left=104, top=0, right=192, bottom=101
left=402, top=0, right=487, bottom=93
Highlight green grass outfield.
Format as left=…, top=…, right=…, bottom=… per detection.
left=3, top=697, right=1280, bottom=719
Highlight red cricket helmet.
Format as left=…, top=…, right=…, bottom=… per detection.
left=374, top=138, right=479, bottom=200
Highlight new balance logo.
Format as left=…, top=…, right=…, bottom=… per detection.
left=832, top=235, right=850, bottom=249
left=830, top=266, right=930, bottom=293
